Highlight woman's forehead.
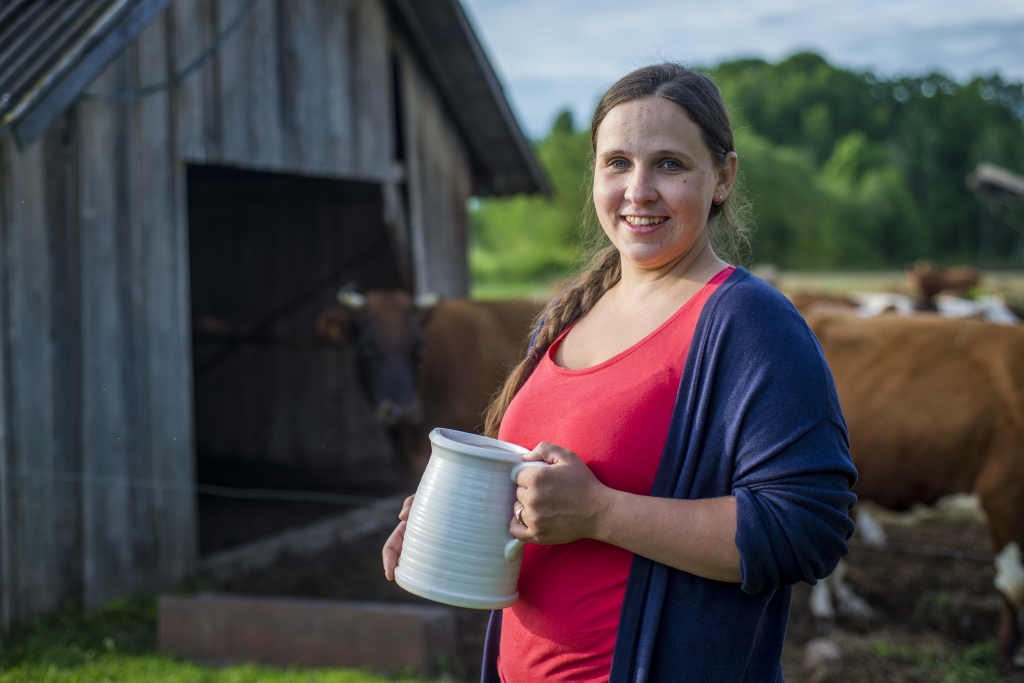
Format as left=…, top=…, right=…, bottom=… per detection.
left=596, top=97, right=703, bottom=153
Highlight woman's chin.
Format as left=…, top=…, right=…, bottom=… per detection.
left=618, top=244, right=680, bottom=269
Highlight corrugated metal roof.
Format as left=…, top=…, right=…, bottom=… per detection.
left=0, top=0, right=172, bottom=147
left=0, top=0, right=115, bottom=117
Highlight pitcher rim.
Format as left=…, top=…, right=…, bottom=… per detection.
left=429, top=427, right=530, bottom=463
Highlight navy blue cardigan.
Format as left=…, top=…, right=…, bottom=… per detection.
left=481, top=268, right=857, bottom=682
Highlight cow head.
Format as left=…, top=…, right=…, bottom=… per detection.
left=316, top=288, right=439, bottom=428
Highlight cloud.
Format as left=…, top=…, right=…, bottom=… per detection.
left=461, top=0, right=1024, bottom=137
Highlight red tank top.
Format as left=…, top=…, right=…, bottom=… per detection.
left=496, top=267, right=733, bottom=683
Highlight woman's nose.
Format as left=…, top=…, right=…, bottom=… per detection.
left=624, top=168, right=658, bottom=205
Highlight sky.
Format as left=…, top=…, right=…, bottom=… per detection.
left=459, top=0, right=1024, bottom=138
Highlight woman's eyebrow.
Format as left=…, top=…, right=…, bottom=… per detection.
left=654, top=149, right=696, bottom=162
left=599, top=148, right=696, bottom=162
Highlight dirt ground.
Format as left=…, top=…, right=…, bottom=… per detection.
left=212, top=511, right=1007, bottom=682
left=783, top=520, right=1004, bottom=682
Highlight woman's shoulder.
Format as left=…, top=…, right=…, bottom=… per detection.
left=709, top=268, right=806, bottom=332
left=703, top=268, right=845, bottom=427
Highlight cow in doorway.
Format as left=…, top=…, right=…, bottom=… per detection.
left=316, top=289, right=541, bottom=480
left=805, top=310, right=1024, bottom=676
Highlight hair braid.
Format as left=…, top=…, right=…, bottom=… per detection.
left=482, top=247, right=620, bottom=437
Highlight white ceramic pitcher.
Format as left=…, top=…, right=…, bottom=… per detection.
left=394, top=428, right=547, bottom=609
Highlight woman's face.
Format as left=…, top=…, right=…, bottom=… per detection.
left=593, top=97, right=736, bottom=270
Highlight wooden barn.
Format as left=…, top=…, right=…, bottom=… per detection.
left=0, top=0, right=545, bottom=630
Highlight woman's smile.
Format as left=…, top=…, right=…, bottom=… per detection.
left=622, top=215, right=669, bottom=234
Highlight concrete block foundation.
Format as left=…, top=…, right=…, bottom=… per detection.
left=158, top=593, right=456, bottom=675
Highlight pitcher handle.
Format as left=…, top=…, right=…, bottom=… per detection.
left=504, top=461, right=550, bottom=561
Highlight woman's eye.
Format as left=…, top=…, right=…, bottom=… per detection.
left=611, top=159, right=629, bottom=169
left=662, top=159, right=681, bottom=170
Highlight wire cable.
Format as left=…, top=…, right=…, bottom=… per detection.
left=81, top=0, right=265, bottom=103
left=17, top=467, right=390, bottom=506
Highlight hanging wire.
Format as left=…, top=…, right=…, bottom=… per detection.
left=18, top=467, right=390, bottom=506
left=81, top=0, right=265, bottom=103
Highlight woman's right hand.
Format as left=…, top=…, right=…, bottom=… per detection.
left=382, top=495, right=415, bottom=580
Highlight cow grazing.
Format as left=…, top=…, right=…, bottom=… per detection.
left=907, top=260, right=982, bottom=309
left=805, top=310, right=1024, bottom=674
left=316, top=290, right=541, bottom=479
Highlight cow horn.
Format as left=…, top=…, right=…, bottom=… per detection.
left=414, top=292, right=441, bottom=309
left=337, top=289, right=367, bottom=309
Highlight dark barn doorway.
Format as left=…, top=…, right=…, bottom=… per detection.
left=187, top=165, right=404, bottom=556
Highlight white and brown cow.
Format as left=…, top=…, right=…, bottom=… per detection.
left=805, top=310, right=1024, bottom=675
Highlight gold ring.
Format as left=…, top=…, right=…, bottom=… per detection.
left=515, top=506, right=525, bottom=525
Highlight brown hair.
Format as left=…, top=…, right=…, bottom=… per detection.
left=482, top=63, right=747, bottom=438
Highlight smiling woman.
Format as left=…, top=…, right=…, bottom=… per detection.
left=382, top=63, right=857, bottom=683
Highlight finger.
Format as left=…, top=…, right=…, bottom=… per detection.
left=523, top=441, right=558, bottom=462
left=509, top=507, right=531, bottom=540
left=382, top=521, right=407, bottom=581
left=516, top=485, right=531, bottom=507
left=522, top=444, right=546, bottom=462
left=398, top=495, right=415, bottom=521
left=513, top=502, right=525, bottom=523
left=528, top=441, right=573, bottom=465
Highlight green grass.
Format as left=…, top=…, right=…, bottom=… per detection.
left=871, top=639, right=1003, bottom=682
left=469, top=278, right=557, bottom=302
left=0, top=597, right=428, bottom=682
left=0, top=658, right=425, bottom=683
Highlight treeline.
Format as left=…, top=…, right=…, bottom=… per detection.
left=470, top=53, right=1024, bottom=280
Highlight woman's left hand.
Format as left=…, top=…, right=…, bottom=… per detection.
left=511, top=442, right=609, bottom=545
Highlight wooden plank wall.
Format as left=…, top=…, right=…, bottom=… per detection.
left=0, top=11, right=197, bottom=622
left=397, top=42, right=472, bottom=298
left=170, top=0, right=393, bottom=180
left=0, top=0, right=479, bottom=626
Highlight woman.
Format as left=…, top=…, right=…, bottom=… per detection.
left=383, top=63, right=856, bottom=682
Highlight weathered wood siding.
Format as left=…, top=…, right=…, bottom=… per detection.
left=0, top=16, right=196, bottom=623
left=171, top=0, right=393, bottom=180
left=0, top=0, right=477, bottom=627
left=397, top=41, right=472, bottom=298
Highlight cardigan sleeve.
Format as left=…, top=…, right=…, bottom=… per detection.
left=708, top=282, right=857, bottom=594
left=733, top=417, right=856, bottom=593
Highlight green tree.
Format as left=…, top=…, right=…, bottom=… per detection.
left=470, top=109, right=593, bottom=282
left=471, top=55, right=1024, bottom=283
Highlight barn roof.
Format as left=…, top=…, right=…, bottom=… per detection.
left=387, top=0, right=548, bottom=196
left=0, top=0, right=547, bottom=197
left=0, top=0, right=174, bottom=148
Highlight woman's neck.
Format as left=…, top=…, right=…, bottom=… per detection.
left=615, top=234, right=729, bottom=302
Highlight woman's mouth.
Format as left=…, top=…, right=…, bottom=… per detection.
left=622, top=215, right=668, bottom=233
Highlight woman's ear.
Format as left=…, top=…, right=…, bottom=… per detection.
left=716, top=151, right=739, bottom=202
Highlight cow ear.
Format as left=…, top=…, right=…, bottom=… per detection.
left=337, top=288, right=367, bottom=310
left=414, top=292, right=441, bottom=310
left=316, top=307, right=355, bottom=344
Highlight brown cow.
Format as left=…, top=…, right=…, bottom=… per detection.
left=316, top=290, right=541, bottom=479
left=788, top=294, right=858, bottom=316
left=907, top=260, right=982, bottom=309
left=805, top=310, right=1024, bottom=673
